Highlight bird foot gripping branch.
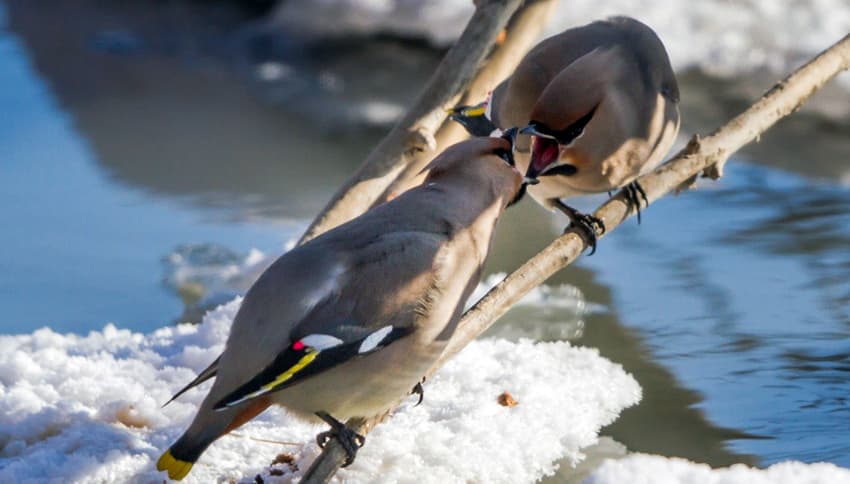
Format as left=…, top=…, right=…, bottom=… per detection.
left=156, top=137, right=527, bottom=481
left=552, top=199, right=606, bottom=255
left=448, top=16, right=680, bottom=256
left=623, top=181, right=649, bottom=224
left=315, top=411, right=365, bottom=467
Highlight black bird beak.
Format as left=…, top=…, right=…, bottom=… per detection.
left=519, top=123, right=557, bottom=140
left=502, top=126, right=538, bottom=208
left=500, top=127, right=539, bottom=185
left=494, top=127, right=518, bottom=167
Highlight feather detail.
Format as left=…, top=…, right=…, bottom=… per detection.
left=213, top=326, right=413, bottom=410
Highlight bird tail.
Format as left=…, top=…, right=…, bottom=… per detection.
left=156, top=396, right=271, bottom=480
left=156, top=449, right=194, bottom=481
left=156, top=426, right=216, bottom=481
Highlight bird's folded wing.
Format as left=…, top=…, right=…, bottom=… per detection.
left=212, top=324, right=412, bottom=410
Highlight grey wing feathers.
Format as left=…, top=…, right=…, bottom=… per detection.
left=211, top=227, right=445, bottom=403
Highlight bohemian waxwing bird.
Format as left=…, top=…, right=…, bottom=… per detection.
left=156, top=135, right=524, bottom=481
left=450, top=16, right=680, bottom=253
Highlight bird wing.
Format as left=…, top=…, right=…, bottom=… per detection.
left=212, top=324, right=413, bottom=409
left=212, top=228, right=445, bottom=410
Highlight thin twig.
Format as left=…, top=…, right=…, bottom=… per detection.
left=227, top=432, right=300, bottom=446
left=297, top=33, right=850, bottom=483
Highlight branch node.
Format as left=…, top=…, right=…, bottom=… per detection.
left=703, top=150, right=729, bottom=180
left=404, top=127, right=438, bottom=157
left=684, top=133, right=702, bottom=154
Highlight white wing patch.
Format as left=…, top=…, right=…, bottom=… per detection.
left=300, top=334, right=344, bottom=350
left=358, top=325, right=394, bottom=354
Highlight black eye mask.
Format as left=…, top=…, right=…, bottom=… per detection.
left=540, top=164, right=578, bottom=177
left=526, top=103, right=599, bottom=146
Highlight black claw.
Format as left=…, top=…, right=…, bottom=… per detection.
left=315, top=411, right=365, bottom=467
left=623, top=181, right=649, bottom=224
left=635, top=181, right=649, bottom=206
left=411, top=378, right=425, bottom=406
left=553, top=199, right=605, bottom=255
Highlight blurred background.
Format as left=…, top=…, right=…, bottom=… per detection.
left=1, top=0, right=849, bottom=476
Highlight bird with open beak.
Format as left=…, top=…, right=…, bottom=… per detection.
left=156, top=133, right=529, bottom=480
left=450, top=16, right=680, bottom=253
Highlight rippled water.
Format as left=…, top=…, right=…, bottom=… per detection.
left=1, top=0, right=849, bottom=472
left=580, top=164, right=850, bottom=464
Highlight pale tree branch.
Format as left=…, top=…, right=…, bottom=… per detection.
left=297, top=0, right=525, bottom=245
left=376, top=0, right=558, bottom=203
left=298, top=32, right=850, bottom=483
left=442, top=32, right=850, bottom=365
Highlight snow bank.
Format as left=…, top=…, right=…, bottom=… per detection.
left=0, top=299, right=640, bottom=483
left=272, top=0, right=850, bottom=87
left=586, top=454, right=850, bottom=484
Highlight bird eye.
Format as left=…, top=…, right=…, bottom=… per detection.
left=551, top=105, right=597, bottom=145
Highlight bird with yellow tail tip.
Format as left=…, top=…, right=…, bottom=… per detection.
left=156, top=133, right=531, bottom=480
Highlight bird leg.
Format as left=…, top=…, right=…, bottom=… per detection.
left=553, top=199, right=605, bottom=255
left=410, top=377, right=426, bottom=406
left=315, top=411, right=365, bottom=467
left=623, top=181, right=649, bottom=224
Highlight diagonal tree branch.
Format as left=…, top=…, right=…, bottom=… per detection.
left=298, top=32, right=850, bottom=483
left=375, top=0, right=558, bottom=204
left=297, top=0, right=524, bottom=245
left=442, top=32, right=850, bottom=365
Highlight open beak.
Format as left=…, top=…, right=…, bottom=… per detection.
left=525, top=162, right=542, bottom=180
left=499, top=127, right=539, bottom=186
left=495, top=127, right=518, bottom=167
left=521, top=123, right=564, bottom=180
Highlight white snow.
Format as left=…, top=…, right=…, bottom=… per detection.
left=272, top=0, right=850, bottom=90
left=586, top=454, right=850, bottom=484
left=6, top=255, right=849, bottom=482
left=0, top=297, right=640, bottom=483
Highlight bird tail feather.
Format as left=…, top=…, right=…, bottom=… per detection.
left=156, top=449, right=194, bottom=481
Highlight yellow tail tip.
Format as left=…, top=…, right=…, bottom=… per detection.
left=156, top=449, right=193, bottom=481
left=460, top=105, right=487, bottom=117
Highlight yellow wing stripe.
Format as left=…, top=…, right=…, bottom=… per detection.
left=261, top=349, right=319, bottom=392
left=157, top=449, right=193, bottom=481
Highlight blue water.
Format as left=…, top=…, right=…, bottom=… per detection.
left=582, top=164, right=850, bottom=464
left=0, top=27, right=292, bottom=334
